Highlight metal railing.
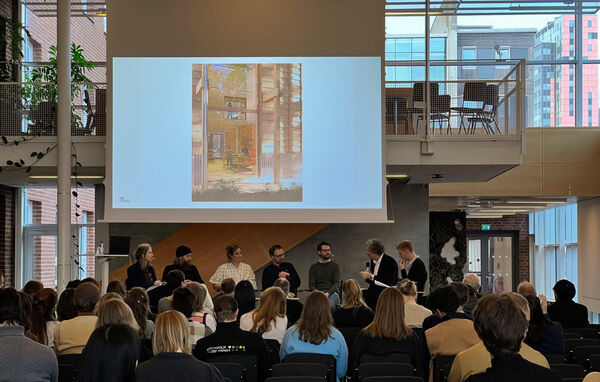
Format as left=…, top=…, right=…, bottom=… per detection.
left=385, top=59, right=525, bottom=139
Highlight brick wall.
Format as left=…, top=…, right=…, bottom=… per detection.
left=26, top=187, right=95, bottom=287
left=0, top=185, right=15, bottom=288
left=467, top=214, right=530, bottom=283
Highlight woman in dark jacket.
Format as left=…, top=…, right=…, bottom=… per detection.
left=126, top=243, right=159, bottom=290
left=524, top=295, right=564, bottom=357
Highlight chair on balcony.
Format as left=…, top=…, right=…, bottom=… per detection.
left=430, top=94, right=451, bottom=135
left=386, top=95, right=409, bottom=134
left=451, top=82, right=486, bottom=134
left=410, top=82, right=440, bottom=134
left=467, top=84, right=500, bottom=135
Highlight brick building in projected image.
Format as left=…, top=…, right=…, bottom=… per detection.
left=534, top=15, right=599, bottom=127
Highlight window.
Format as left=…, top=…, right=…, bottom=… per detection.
left=589, top=20, right=593, bottom=28
left=224, top=96, right=246, bottom=120
left=589, top=33, right=598, bottom=39
left=589, top=44, right=593, bottom=51
left=462, top=47, right=476, bottom=69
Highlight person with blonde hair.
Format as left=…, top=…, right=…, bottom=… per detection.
left=280, top=291, right=348, bottom=382
left=126, top=243, right=161, bottom=290
left=332, top=279, right=374, bottom=328
left=96, top=298, right=139, bottom=332
left=124, top=287, right=155, bottom=340
left=240, top=286, right=288, bottom=343
left=351, top=287, right=423, bottom=376
left=398, top=279, right=431, bottom=328
left=136, top=311, right=225, bottom=382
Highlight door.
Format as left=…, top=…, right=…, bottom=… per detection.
left=466, top=231, right=517, bottom=293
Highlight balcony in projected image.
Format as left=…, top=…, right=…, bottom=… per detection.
left=384, top=59, right=525, bottom=184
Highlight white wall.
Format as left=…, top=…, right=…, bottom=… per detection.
left=578, top=198, right=600, bottom=313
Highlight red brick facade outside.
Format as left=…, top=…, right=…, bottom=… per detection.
left=467, top=214, right=530, bottom=283
left=26, top=187, right=95, bottom=288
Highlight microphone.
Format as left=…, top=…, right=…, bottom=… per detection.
left=365, top=261, right=370, bottom=269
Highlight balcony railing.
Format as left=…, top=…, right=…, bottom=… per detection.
left=385, top=59, right=526, bottom=139
left=0, top=62, right=106, bottom=137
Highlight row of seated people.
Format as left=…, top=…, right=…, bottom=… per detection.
left=0, top=274, right=594, bottom=382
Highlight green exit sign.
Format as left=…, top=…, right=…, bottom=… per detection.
left=482, top=224, right=491, bottom=231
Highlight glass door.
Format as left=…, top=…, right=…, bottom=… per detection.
left=466, top=232, right=516, bottom=293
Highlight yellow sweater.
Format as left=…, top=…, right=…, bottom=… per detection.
left=447, top=342, right=550, bottom=382
left=54, top=315, right=98, bottom=355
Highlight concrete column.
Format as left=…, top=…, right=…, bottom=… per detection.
left=56, top=0, right=72, bottom=293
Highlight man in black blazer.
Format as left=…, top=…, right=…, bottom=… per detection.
left=360, top=238, right=398, bottom=310
left=397, top=240, right=428, bottom=293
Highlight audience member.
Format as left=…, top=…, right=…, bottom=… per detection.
left=351, top=287, right=424, bottom=376
left=127, top=243, right=161, bottom=290
left=517, top=281, right=537, bottom=298
left=450, top=282, right=472, bottom=315
left=219, top=278, right=236, bottom=296
left=210, top=245, right=257, bottom=291
left=66, top=279, right=81, bottom=289
left=332, top=279, right=374, bottom=328
left=18, top=291, right=37, bottom=341
left=162, top=245, right=204, bottom=283
left=308, top=242, right=341, bottom=312
left=125, top=287, right=155, bottom=340
left=152, top=269, right=185, bottom=313
left=448, top=292, right=550, bottom=382
left=173, top=287, right=210, bottom=349
left=425, top=285, right=480, bottom=370
left=136, top=311, right=226, bottom=382
left=397, top=240, right=428, bottom=293
left=464, top=294, right=560, bottom=382
left=79, top=324, right=140, bottom=382
left=398, top=279, right=431, bottom=328
left=186, top=282, right=217, bottom=333
left=100, top=292, right=124, bottom=305
left=56, top=288, right=78, bottom=321
left=96, top=298, right=140, bottom=332
left=54, top=282, right=100, bottom=354
left=524, top=295, right=564, bottom=356
left=280, top=291, right=348, bottom=382
left=240, top=286, right=288, bottom=343
left=548, top=279, right=589, bottom=329
left=274, top=278, right=303, bottom=326
left=22, top=280, right=43, bottom=297
left=0, top=288, right=58, bottom=382
left=584, top=372, right=600, bottom=382
left=234, top=279, right=257, bottom=318
left=262, top=244, right=301, bottom=296
left=29, top=288, right=58, bottom=346
left=423, top=284, right=472, bottom=331
left=360, top=238, right=399, bottom=310
left=107, top=279, right=127, bottom=299
left=81, top=277, right=100, bottom=288
left=193, top=296, right=272, bottom=381
left=463, top=274, right=481, bottom=315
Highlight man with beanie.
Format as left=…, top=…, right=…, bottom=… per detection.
left=162, top=245, right=204, bottom=283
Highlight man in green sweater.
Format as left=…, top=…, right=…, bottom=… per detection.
left=308, top=241, right=341, bottom=312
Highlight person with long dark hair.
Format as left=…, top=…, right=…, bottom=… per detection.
left=79, top=324, right=140, bottom=382
left=126, top=243, right=160, bottom=290
left=125, top=287, right=154, bottom=340
left=524, top=295, right=564, bottom=356
left=29, top=288, right=58, bottom=346
left=280, top=291, right=348, bottom=382
left=351, top=287, right=423, bottom=376
left=56, top=288, right=78, bottom=321
left=234, top=280, right=256, bottom=318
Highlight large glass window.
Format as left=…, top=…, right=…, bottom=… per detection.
left=530, top=203, right=578, bottom=300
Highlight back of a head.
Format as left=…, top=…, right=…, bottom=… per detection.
left=221, top=278, right=236, bottom=295
left=66, top=279, right=81, bottom=289
left=365, top=287, right=410, bottom=341
left=185, top=282, right=207, bottom=313
left=298, top=291, right=332, bottom=345
left=172, top=287, right=195, bottom=318
left=0, top=288, right=22, bottom=324
left=553, top=279, right=576, bottom=300
left=100, top=292, right=124, bottom=306
left=74, top=282, right=100, bottom=314
left=79, top=324, right=140, bottom=382
left=463, top=274, right=481, bottom=293
left=517, top=282, right=537, bottom=298
left=274, top=278, right=290, bottom=295
left=22, top=280, right=43, bottom=297
left=96, top=298, right=139, bottom=332
left=430, top=285, right=459, bottom=315
left=57, top=288, right=78, bottom=321
left=525, top=294, right=545, bottom=325
left=106, top=280, right=127, bottom=299
left=30, top=288, right=58, bottom=344
left=154, top=310, right=190, bottom=355
left=124, top=287, right=149, bottom=333
left=500, top=292, right=530, bottom=321
left=450, top=282, right=470, bottom=307
left=166, top=269, right=185, bottom=290
left=81, top=277, right=100, bottom=288
left=342, top=279, right=366, bottom=308
left=473, top=294, right=528, bottom=359
left=398, top=279, right=417, bottom=298
left=235, top=280, right=256, bottom=309
left=251, top=287, right=286, bottom=333
left=214, top=295, right=238, bottom=322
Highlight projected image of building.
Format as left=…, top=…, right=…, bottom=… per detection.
left=192, top=63, right=303, bottom=202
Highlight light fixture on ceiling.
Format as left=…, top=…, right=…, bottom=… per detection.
left=386, top=174, right=409, bottom=179
left=28, top=175, right=104, bottom=179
